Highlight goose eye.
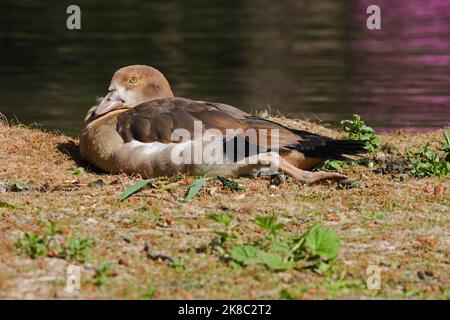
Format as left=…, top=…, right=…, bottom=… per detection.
left=128, top=76, right=138, bottom=84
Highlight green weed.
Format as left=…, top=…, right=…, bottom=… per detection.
left=15, top=220, right=94, bottom=262
left=65, top=234, right=94, bottom=262
left=407, top=133, right=450, bottom=179
left=211, top=215, right=341, bottom=272
left=94, top=262, right=112, bottom=287
left=341, top=114, right=381, bottom=153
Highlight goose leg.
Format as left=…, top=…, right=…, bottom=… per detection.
left=231, top=152, right=346, bottom=183
left=280, top=157, right=347, bottom=183
left=256, top=152, right=347, bottom=184
left=280, top=159, right=346, bottom=183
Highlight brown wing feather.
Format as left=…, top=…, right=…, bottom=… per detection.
left=116, top=97, right=248, bottom=143
left=115, top=97, right=347, bottom=157
left=242, top=116, right=303, bottom=149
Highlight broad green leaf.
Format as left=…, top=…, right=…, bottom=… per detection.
left=256, top=251, right=293, bottom=270
left=314, top=160, right=344, bottom=172
left=270, top=241, right=293, bottom=256
left=230, top=245, right=259, bottom=265
left=254, top=216, right=285, bottom=235
left=185, top=177, right=207, bottom=201
left=119, top=179, right=153, bottom=201
left=300, top=224, right=340, bottom=261
left=231, top=245, right=293, bottom=270
left=208, top=213, right=234, bottom=227
left=328, top=161, right=342, bottom=171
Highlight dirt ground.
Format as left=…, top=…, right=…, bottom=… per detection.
left=0, top=114, right=448, bottom=299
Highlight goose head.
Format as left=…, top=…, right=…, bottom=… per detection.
left=95, top=65, right=174, bottom=118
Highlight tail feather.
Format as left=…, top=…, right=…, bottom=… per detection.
left=297, top=139, right=366, bottom=160
left=285, top=128, right=367, bottom=160
left=242, top=117, right=367, bottom=161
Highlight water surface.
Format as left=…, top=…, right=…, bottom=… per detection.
left=1, top=0, right=449, bottom=135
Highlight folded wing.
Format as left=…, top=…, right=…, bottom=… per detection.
left=115, top=97, right=365, bottom=161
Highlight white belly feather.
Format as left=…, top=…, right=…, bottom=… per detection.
left=112, top=139, right=274, bottom=178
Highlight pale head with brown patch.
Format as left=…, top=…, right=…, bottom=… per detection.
left=95, top=65, right=174, bottom=118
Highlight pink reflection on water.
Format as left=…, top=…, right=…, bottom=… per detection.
left=350, top=0, right=450, bottom=128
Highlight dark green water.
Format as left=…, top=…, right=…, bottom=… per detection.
left=1, top=0, right=450, bottom=136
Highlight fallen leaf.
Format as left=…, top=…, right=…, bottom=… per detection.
left=185, top=177, right=207, bottom=201
left=119, top=179, right=153, bottom=201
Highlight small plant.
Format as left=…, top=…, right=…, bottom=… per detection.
left=170, top=257, right=185, bottom=270
left=15, top=233, right=48, bottom=259
left=406, top=133, right=450, bottom=179
left=208, top=213, right=238, bottom=245
left=65, top=234, right=94, bottom=262
left=67, top=167, right=85, bottom=175
left=408, top=146, right=448, bottom=178
left=212, top=215, right=341, bottom=272
left=15, top=220, right=95, bottom=262
left=15, top=218, right=64, bottom=259
left=94, top=262, right=111, bottom=287
left=441, top=132, right=450, bottom=161
left=313, top=160, right=345, bottom=172
left=40, top=217, right=62, bottom=236
left=254, top=216, right=285, bottom=239
left=140, top=275, right=157, bottom=300
left=322, top=269, right=362, bottom=299
left=230, top=245, right=294, bottom=271
left=291, top=223, right=340, bottom=272
left=341, top=114, right=381, bottom=153
left=209, top=213, right=234, bottom=228
left=279, top=288, right=297, bottom=300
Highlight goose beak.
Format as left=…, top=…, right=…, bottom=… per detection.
left=95, top=90, right=125, bottom=117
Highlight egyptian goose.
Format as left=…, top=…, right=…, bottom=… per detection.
left=79, top=65, right=365, bottom=183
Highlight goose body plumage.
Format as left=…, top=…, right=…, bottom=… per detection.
left=80, top=65, right=366, bottom=183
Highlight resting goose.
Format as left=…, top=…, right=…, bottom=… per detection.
left=79, top=65, right=365, bottom=183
